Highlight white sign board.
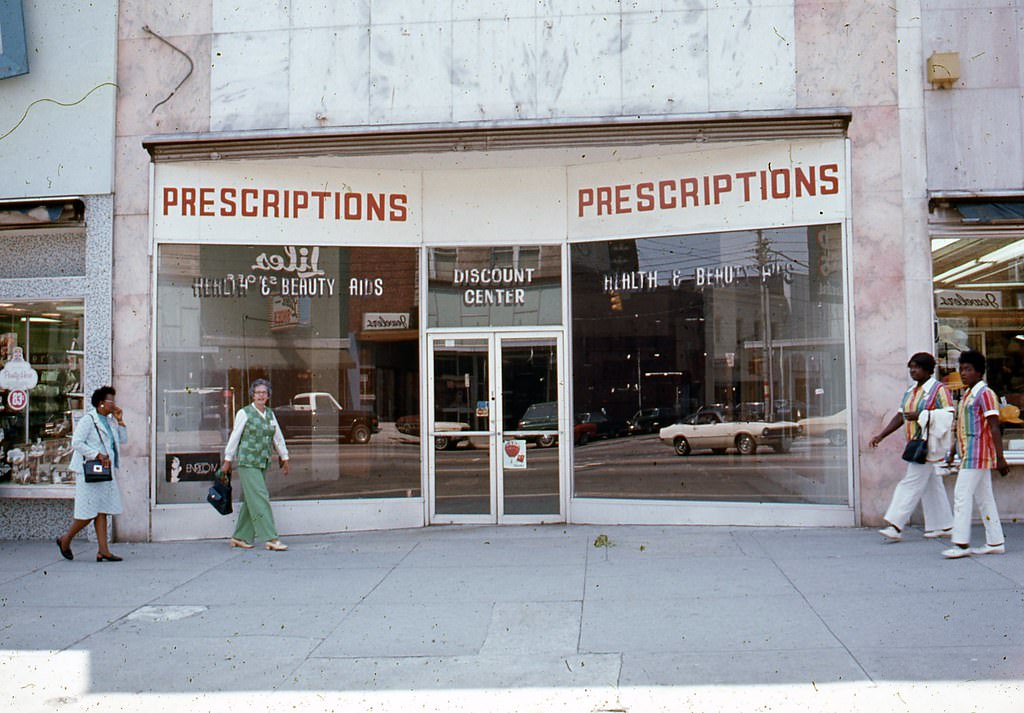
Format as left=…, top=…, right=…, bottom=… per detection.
left=153, top=162, right=422, bottom=245
left=935, top=290, right=1002, bottom=310
left=0, top=347, right=38, bottom=390
left=567, top=139, right=846, bottom=240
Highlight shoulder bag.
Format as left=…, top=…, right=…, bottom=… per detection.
left=83, top=413, right=113, bottom=482
left=901, top=383, right=940, bottom=464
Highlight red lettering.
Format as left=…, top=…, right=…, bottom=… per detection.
left=162, top=187, right=178, bottom=215
left=292, top=190, right=308, bottom=218
left=283, top=190, right=290, bottom=218
left=199, top=187, right=215, bottom=216
left=180, top=187, right=197, bottom=216
left=389, top=194, right=408, bottom=221
left=578, top=188, right=594, bottom=217
left=658, top=180, right=677, bottom=209
left=770, top=168, right=790, bottom=199
left=679, top=178, right=698, bottom=207
left=366, top=193, right=385, bottom=221
left=712, top=174, right=731, bottom=204
left=735, top=172, right=756, bottom=201
left=263, top=189, right=280, bottom=218
left=334, top=192, right=342, bottom=219
left=795, top=166, right=816, bottom=197
left=636, top=182, right=655, bottom=211
left=596, top=186, right=613, bottom=216
left=312, top=191, right=330, bottom=219
left=344, top=192, right=362, bottom=219
left=759, top=170, right=768, bottom=200
left=820, top=163, right=839, bottom=194
left=702, top=176, right=711, bottom=206
left=241, top=189, right=258, bottom=217
left=220, top=188, right=237, bottom=216
left=614, top=184, right=631, bottom=214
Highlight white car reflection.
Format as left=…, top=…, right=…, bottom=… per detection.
left=658, top=409, right=801, bottom=456
left=797, top=409, right=848, bottom=446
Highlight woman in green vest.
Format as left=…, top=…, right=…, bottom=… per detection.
left=222, top=379, right=290, bottom=551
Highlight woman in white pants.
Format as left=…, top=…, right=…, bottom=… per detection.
left=943, top=350, right=1008, bottom=558
left=870, top=352, right=954, bottom=541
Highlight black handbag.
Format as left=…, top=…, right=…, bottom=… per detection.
left=207, top=471, right=233, bottom=515
left=901, top=434, right=929, bottom=464
left=83, top=414, right=113, bottom=482
left=83, top=459, right=112, bottom=482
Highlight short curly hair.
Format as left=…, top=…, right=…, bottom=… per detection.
left=91, top=385, right=116, bottom=408
left=907, top=352, right=936, bottom=375
left=249, top=379, right=272, bottom=399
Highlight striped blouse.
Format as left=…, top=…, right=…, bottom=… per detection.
left=955, top=381, right=1000, bottom=470
left=899, top=378, right=953, bottom=440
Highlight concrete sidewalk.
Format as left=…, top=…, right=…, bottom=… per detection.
left=2, top=524, right=1022, bottom=712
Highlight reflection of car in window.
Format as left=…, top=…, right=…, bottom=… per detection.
left=274, top=392, right=379, bottom=444
left=797, top=409, right=847, bottom=446
left=395, top=414, right=471, bottom=450
left=627, top=407, right=677, bottom=435
left=517, top=401, right=558, bottom=447
left=658, top=408, right=801, bottom=456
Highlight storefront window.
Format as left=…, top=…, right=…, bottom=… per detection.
left=427, top=245, right=562, bottom=328
left=155, top=245, right=420, bottom=504
left=0, top=301, right=84, bottom=487
left=570, top=225, right=849, bottom=504
left=933, top=232, right=1024, bottom=452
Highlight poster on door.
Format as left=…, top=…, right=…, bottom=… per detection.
left=503, top=439, right=527, bottom=469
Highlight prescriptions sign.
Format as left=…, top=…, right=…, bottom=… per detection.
left=568, top=139, right=846, bottom=240
left=154, top=162, right=422, bottom=245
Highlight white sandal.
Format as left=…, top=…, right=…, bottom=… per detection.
left=265, top=539, right=288, bottom=551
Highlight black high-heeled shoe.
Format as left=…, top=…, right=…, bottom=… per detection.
left=96, top=553, right=123, bottom=562
left=56, top=536, right=73, bottom=560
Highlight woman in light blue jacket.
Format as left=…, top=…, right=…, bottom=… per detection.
left=56, top=386, right=127, bottom=562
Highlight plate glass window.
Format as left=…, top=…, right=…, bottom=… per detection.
left=570, top=226, right=850, bottom=504
left=155, top=245, right=420, bottom=504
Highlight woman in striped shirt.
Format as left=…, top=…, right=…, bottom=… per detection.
left=943, top=350, right=1009, bottom=559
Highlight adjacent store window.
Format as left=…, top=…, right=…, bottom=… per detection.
left=427, top=245, right=562, bottom=327
left=570, top=225, right=849, bottom=504
left=932, top=229, right=1024, bottom=452
left=0, top=301, right=84, bottom=486
left=155, top=245, right=420, bottom=504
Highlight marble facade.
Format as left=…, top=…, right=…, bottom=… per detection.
left=107, top=0, right=1024, bottom=538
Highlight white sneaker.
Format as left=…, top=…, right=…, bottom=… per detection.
left=923, top=529, right=952, bottom=539
left=942, top=546, right=971, bottom=559
left=878, top=526, right=902, bottom=541
left=970, top=543, right=1006, bottom=555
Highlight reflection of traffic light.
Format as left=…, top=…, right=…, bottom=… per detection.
left=609, top=291, right=623, bottom=311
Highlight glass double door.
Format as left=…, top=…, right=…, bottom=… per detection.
left=428, top=332, right=564, bottom=524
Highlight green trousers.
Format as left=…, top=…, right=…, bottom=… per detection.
left=232, top=466, right=278, bottom=543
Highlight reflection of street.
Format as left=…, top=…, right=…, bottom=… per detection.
left=434, top=443, right=560, bottom=516
left=574, top=434, right=848, bottom=504
left=269, top=437, right=421, bottom=500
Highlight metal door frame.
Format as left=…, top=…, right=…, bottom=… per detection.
left=426, top=329, right=566, bottom=525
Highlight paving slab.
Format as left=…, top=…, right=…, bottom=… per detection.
left=619, top=648, right=870, bottom=686
left=585, top=555, right=795, bottom=600
left=808, top=589, right=1024, bottom=649
left=313, top=602, right=493, bottom=657
left=285, top=653, right=622, bottom=691
left=580, top=592, right=840, bottom=654
left=0, top=605, right=134, bottom=650
left=850, top=645, right=1024, bottom=682
left=363, top=564, right=585, bottom=604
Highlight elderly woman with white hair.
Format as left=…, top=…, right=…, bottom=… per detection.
left=221, top=379, right=290, bottom=551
